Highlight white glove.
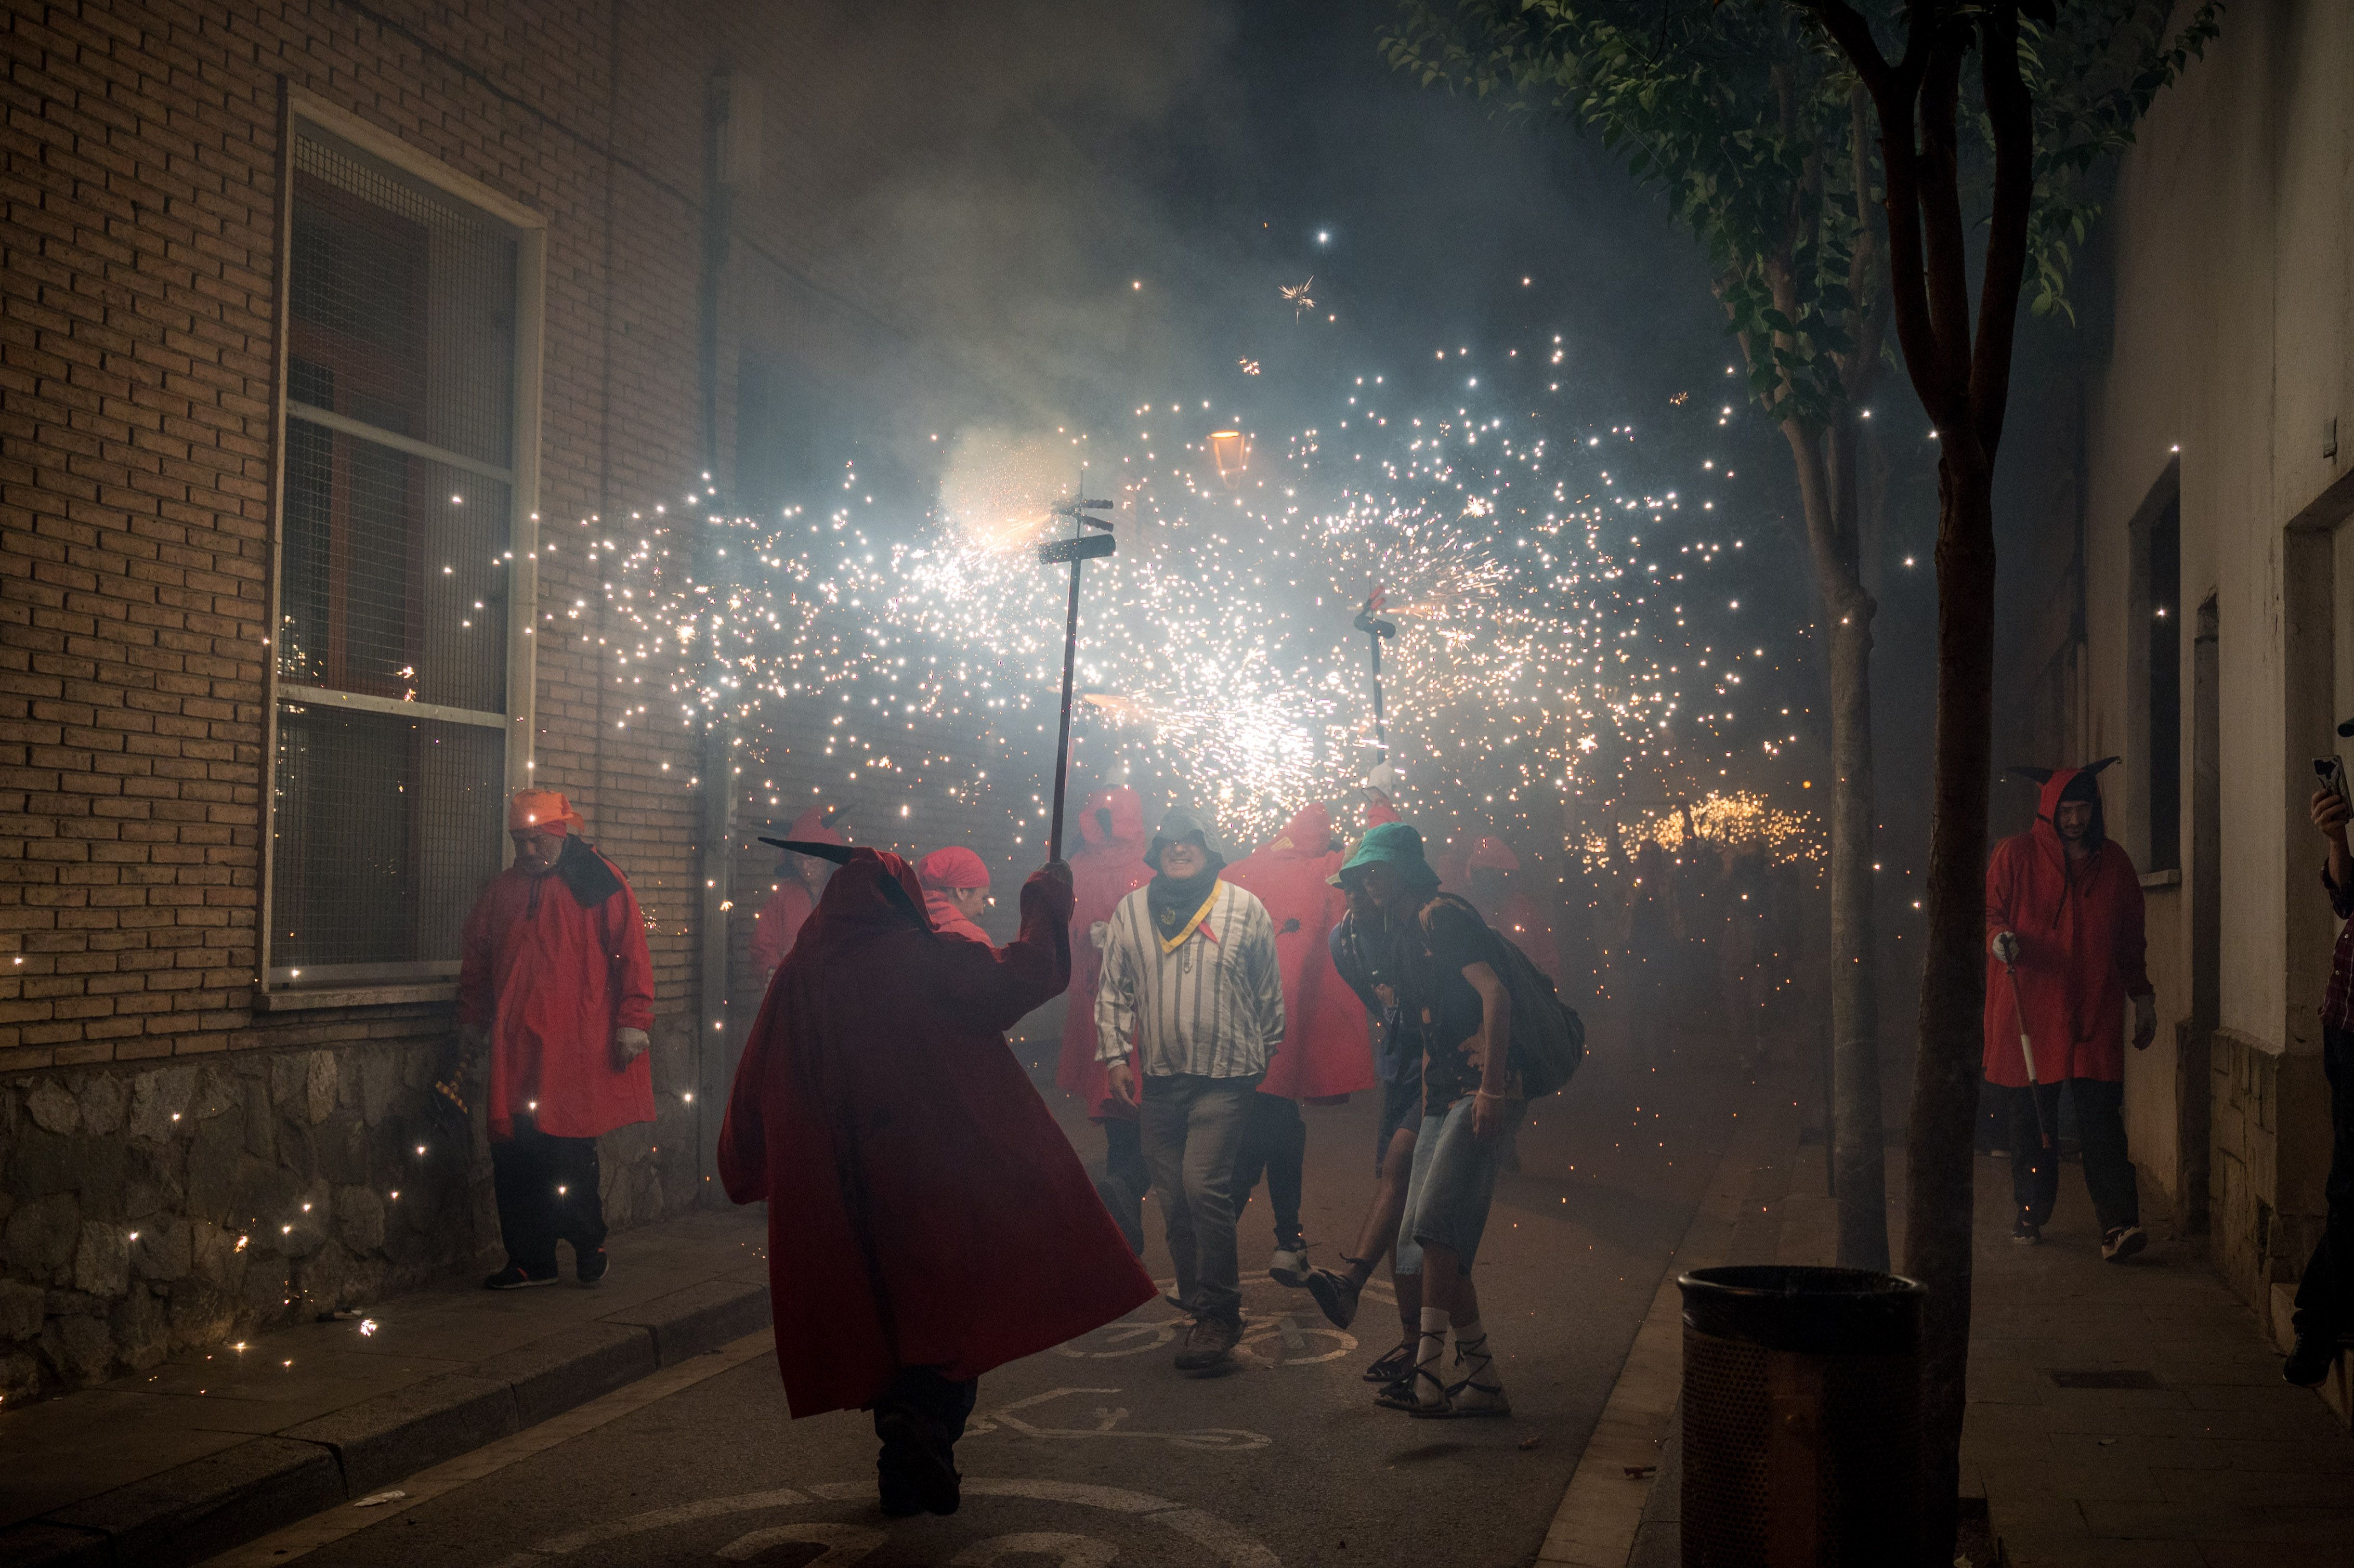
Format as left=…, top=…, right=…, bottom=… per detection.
left=612, top=1027, right=650, bottom=1069
left=1365, top=762, right=1400, bottom=792
left=2131, top=994, right=2156, bottom=1048
left=1089, top=920, right=1110, bottom=952
left=1990, top=931, right=2021, bottom=966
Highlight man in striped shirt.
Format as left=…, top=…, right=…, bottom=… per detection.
left=1097, top=811, right=1285, bottom=1372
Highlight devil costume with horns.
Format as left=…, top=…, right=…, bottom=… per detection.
left=1984, top=761, right=2155, bottom=1255
left=719, top=841, right=1153, bottom=1514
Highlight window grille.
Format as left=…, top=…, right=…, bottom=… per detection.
left=268, top=122, right=527, bottom=986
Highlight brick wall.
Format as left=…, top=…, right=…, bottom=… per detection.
left=0, top=0, right=764, bottom=1404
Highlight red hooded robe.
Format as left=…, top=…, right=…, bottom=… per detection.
left=457, top=839, right=656, bottom=1142
left=750, top=806, right=845, bottom=978
left=1983, top=766, right=2153, bottom=1087
left=718, top=850, right=1155, bottom=1418
left=1224, top=803, right=1375, bottom=1100
left=1054, top=788, right=1152, bottom=1120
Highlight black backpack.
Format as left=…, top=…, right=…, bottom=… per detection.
left=1417, top=893, right=1587, bottom=1099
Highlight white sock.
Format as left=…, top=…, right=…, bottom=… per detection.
left=1415, top=1305, right=1451, bottom=1407
left=1454, top=1318, right=1495, bottom=1388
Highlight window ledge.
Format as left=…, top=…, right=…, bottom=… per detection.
left=2140, top=869, right=2183, bottom=890
left=252, top=983, right=459, bottom=1013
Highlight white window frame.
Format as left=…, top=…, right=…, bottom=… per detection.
left=256, top=86, right=545, bottom=1004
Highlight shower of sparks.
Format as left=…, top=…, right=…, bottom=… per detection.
left=1238, top=359, right=1261, bottom=375
left=1280, top=276, right=1316, bottom=321
left=573, top=335, right=1788, bottom=852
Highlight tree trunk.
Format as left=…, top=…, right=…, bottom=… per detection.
left=1904, top=448, right=1998, bottom=1568
left=1785, top=417, right=1889, bottom=1270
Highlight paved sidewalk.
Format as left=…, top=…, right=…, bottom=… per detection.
left=1618, top=1135, right=2354, bottom=1566
left=0, top=1207, right=770, bottom=1567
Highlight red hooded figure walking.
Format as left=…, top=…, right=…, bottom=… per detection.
left=457, top=789, right=655, bottom=1290
left=1053, top=787, right=1155, bottom=1250
left=719, top=846, right=1154, bottom=1517
left=1985, top=761, right=2156, bottom=1258
left=1224, top=802, right=1375, bottom=1284
left=749, top=806, right=845, bottom=979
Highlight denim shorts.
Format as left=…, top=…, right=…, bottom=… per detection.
left=1395, top=1091, right=1516, bottom=1276
left=1376, top=1071, right=1425, bottom=1173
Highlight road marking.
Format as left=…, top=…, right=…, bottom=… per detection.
left=197, top=1331, right=779, bottom=1567
left=979, top=1386, right=1272, bottom=1450
left=481, top=1476, right=1281, bottom=1566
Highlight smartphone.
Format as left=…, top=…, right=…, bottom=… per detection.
left=2318, top=755, right=2350, bottom=804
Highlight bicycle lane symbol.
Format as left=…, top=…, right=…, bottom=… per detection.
left=965, top=1386, right=1271, bottom=1451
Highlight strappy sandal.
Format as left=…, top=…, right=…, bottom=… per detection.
left=1362, top=1340, right=1415, bottom=1383
left=1411, top=1376, right=1512, bottom=1419
left=1375, top=1362, right=1448, bottom=1412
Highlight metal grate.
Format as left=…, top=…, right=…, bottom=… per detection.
left=289, top=129, right=516, bottom=469
left=269, top=707, right=505, bottom=977
left=278, top=399, right=510, bottom=711
left=271, top=123, right=524, bottom=984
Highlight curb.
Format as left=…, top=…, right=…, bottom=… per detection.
left=1534, top=1082, right=1798, bottom=1567
left=0, top=1278, right=769, bottom=1568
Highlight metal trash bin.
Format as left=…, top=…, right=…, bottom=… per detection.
left=1678, top=1264, right=1925, bottom=1566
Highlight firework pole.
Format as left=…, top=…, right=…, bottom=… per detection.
left=1039, top=496, right=1115, bottom=861
left=1354, top=586, right=1397, bottom=768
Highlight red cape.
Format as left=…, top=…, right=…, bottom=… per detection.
left=718, top=850, right=1153, bottom=1418
left=1983, top=767, right=2152, bottom=1086
left=457, top=847, right=656, bottom=1141
left=749, top=882, right=814, bottom=978
left=1054, top=788, right=1152, bottom=1120
left=1224, top=803, right=1374, bottom=1100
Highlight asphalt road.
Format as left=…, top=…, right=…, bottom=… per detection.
left=228, top=1020, right=1754, bottom=1568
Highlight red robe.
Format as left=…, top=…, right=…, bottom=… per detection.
left=1224, top=803, right=1375, bottom=1101
left=1054, top=787, right=1152, bottom=1120
left=750, top=882, right=814, bottom=979
left=750, top=807, right=845, bottom=977
left=1983, top=767, right=2153, bottom=1086
left=718, top=851, right=1154, bottom=1418
left=457, top=845, right=656, bottom=1141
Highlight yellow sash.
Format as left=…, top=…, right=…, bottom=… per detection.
left=1157, top=882, right=1223, bottom=955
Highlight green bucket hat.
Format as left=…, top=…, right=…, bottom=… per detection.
left=1338, top=820, right=1431, bottom=882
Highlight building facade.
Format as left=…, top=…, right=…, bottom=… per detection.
left=1, top=0, right=1112, bottom=1404
left=1996, top=0, right=2354, bottom=1414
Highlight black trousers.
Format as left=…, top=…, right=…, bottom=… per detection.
left=491, top=1122, right=606, bottom=1273
left=1103, top=1116, right=1150, bottom=1203
left=2000, top=1077, right=2138, bottom=1234
left=2293, top=1025, right=2354, bottom=1340
left=1231, top=1091, right=1306, bottom=1247
left=871, top=1365, right=977, bottom=1487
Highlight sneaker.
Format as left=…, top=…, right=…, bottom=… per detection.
left=1306, top=1266, right=1363, bottom=1330
left=1173, top=1315, right=1240, bottom=1372
left=2283, top=1334, right=2340, bottom=1388
left=1268, top=1239, right=1311, bottom=1289
left=577, top=1247, right=609, bottom=1286
left=2010, top=1219, right=2043, bottom=1246
left=483, top=1262, right=559, bottom=1290
left=2100, top=1225, right=2147, bottom=1264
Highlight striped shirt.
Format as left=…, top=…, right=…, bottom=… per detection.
left=1095, top=880, right=1285, bottom=1079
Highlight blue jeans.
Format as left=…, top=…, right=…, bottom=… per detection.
left=1396, top=1091, right=1516, bottom=1277
left=1139, top=1073, right=1258, bottom=1324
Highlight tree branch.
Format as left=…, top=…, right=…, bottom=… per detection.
left=1970, top=3, right=2035, bottom=460
left=1916, top=24, right=1976, bottom=422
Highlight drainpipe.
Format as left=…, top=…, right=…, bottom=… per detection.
left=691, top=72, right=752, bottom=1188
